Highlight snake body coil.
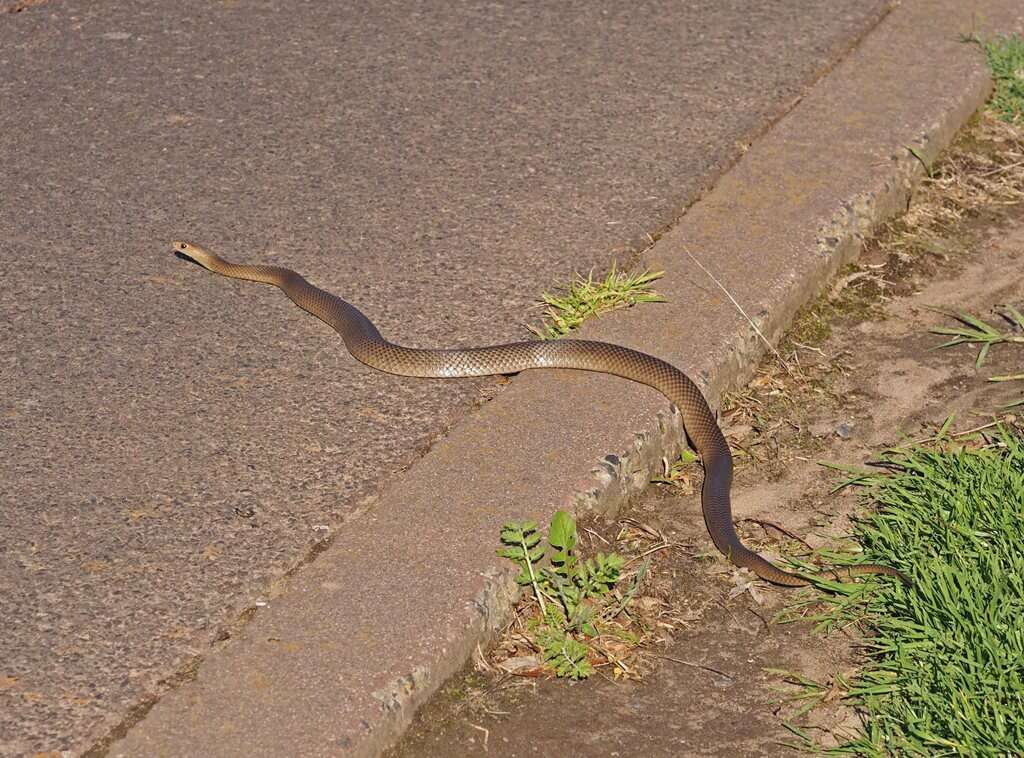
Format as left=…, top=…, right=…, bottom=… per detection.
left=173, top=240, right=908, bottom=587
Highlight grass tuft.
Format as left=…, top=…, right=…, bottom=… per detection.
left=980, top=33, right=1024, bottom=122
left=929, top=306, right=1024, bottom=409
left=528, top=266, right=665, bottom=340
left=929, top=305, right=1024, bottom=367
left=782, top=428, right=1024, bottom=755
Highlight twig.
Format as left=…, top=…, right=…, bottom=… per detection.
left=469, top=724, right=490, bottom=752
left=580, top=525, right=611, bottom=546
left=619, top=517, right=665, bottom=542
left=644, top=652, right=735, bottom=681
left=746, top=605, right=772, bottom=634
left=737, top=518, right=813, bottom=550
left=474, top=641, right=495, bottom=673
left=977, top=159, right=1024, bottom=177
left=790, top=341, right=828, bottom=358
left=730, top=440, right=763, bottom=463
left=623, top=541, right=678, bottom=567
left=684, top=247, right=789, bottom=371
left=911, top=417, right=1008, bottom=445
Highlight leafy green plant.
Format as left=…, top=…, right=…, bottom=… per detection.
left=528, top=266, right=665, bottom=340
left=497, top=520, right=548, bottom=613
left=497, top=510, right=626, bottom=678
left=535, top=623, right=593, bottom=680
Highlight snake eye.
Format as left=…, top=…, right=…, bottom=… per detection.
left=179, top=243, right=188, bottom=250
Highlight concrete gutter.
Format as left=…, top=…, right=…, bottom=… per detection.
left=109, top=1, right=1022, bottom=755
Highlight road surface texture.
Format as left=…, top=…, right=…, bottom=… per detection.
left=1, top=0, right=1019, bottom=755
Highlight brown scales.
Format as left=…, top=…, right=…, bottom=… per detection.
left=172, top=240, right=910, bottom=588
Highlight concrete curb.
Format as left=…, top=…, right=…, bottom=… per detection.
left=109, top=1, right=1022, bottom=756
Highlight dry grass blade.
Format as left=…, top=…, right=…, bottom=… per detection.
left=683, top=247, right=790, bottom=371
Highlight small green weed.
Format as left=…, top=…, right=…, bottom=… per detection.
left=906, top=144, right=934, bottom=178
left=497, top=511, right=630, bottom=679
left=528, top=266, right=665, bottom=340
left=779, top=428, right=1024, bottom=754
left=929, top=306, right=1024, bottom=408
left=929, top=304, right=1024, bottom=367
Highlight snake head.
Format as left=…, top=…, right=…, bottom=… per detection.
left=172, top=240, right=213, bottom=270
left=172, top=240, right=194, bottom=260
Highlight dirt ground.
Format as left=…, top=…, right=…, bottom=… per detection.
left=388, top=134, right=1024, bottom=757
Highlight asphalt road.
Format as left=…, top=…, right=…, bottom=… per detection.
left=0, top=0, right=891, bottom=753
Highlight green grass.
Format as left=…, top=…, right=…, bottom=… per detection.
left=781, top=429, right=1024, bottom=755
left=528, top=266, right=665, bottom=340
left=980, top=33, right=1024, bottom=122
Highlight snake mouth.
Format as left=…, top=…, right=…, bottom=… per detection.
left=172, top=241, right=203, bottom=267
